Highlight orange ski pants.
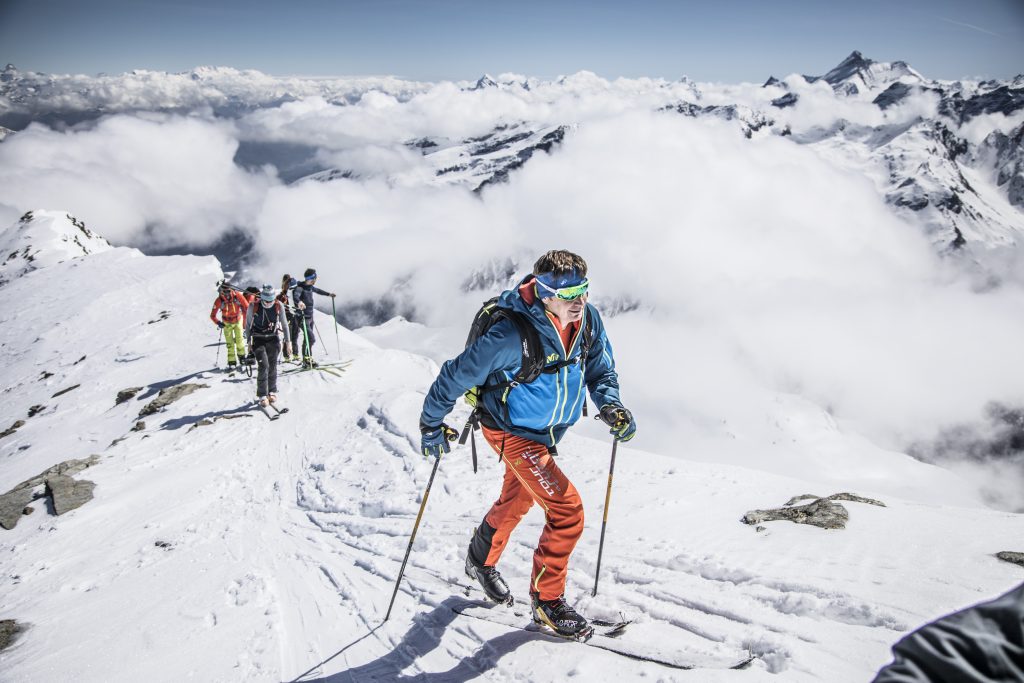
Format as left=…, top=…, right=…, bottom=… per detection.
left=480, top=426, right=584, bottom=601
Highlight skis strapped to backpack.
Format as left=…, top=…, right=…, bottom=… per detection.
left=459, top=297, right=594, bottom=472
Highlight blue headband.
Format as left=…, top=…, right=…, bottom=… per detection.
left=536, top=270, right=584, bottom=292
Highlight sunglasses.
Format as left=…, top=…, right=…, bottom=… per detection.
left=537, top=278, right=589, bottom=301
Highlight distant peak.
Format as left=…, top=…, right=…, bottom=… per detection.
left=821, top=51, right=875, bottom=84
left=816, top=50, right=923, bottom=91
left=471, top=74, right=498, bottom=90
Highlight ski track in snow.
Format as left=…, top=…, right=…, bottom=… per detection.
left=0, top=225, right=1022, bottom=682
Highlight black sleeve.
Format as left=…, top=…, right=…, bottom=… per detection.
left=872, top=582, right=1024, bottom=683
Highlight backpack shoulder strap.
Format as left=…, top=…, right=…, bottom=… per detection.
left=500, top=309, right=544, bottom=385
left=472, top=305, right=544, bottom=392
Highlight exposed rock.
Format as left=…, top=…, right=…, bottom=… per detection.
left=784, top=492, right=886, bottom=507
left=996, top=551, right=1024, bottom=568
left=138, top=383, right=208, bottom=417
left=28, top=454, right=102, bottom=483
left=0, top=420, right=24, bottom=439
left=743, top=492, right=885, bottom=530
left=0, top=454, right=101, bottom=530
left=0, top=487, right=35, bottom=530
left=186, top=413, right=251, bottom=432
left=146, top=310, right=171, bottom=324
left=873, top=82, right=913, bottom=110
left=771, top=93, right=799, bottom=109
left=155, top=540, right=173, bottom=549
left=960, top=86, right=1024, bottom=121
left=27, top=404, right=45, bottom=417
left=51, top=384, right=80, bottom=398
left=0, top=619, right=26, bottom=652
left=22, top=506, right=33, bottom=515
left=115, top=387, right=143, bottom=405
left=132, top=421, right=146, bottom=432
left=46, top=475, right=96, bottom=515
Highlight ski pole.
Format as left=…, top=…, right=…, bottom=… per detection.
left=214, top=326, right=223, bottom=367
left=313, top=319, right=329, bottom=357
left=385, top=455, right=442, bottom=622
left=331, top=297, right=341, bottom=360
left=301, top=316, right=312, bottom=361
left=592, top=438, right=618, bottom=597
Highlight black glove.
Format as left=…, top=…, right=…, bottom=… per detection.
left=420, top=421, right=458, bottom=459
left=216, top=321, right=224, bottom=329
left=599, top=404, right=636, bottom=442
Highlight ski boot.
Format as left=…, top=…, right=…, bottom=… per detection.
left=227, top=361, right=238, bottom=376
left=530, top=593, right=593, bottom=641
left=268, top=393, right=277, bottom=405
left=258, top=396, right=269, bottom=408
left=465, top=555, right=513, bottom=606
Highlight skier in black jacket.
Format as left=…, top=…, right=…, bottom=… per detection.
left=245, top=284, right=290, bottom=407
left=291, top=268, right=335, bottom=369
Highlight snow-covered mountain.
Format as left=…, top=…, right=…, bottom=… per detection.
left=290, top=53, right=1023, bottom=251
left=0, top=210, right=111, bottom=285
left=2, top=53, right=1021, bottom=253
left=0, top=63, right=432, bottom=126
left=0, top=213, right=1021, bottom=682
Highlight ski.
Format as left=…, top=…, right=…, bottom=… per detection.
left=256, top=403, right=278, bottom=420
left=449, top=601, right=754, bottom=671
left=280, top=365, right=345, bottom=378
left=268, top=404, right=289, bottom=415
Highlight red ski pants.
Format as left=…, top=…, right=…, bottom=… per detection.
left=481, top=426, right=584, bottom=601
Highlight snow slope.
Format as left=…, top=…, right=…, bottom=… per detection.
left=0, top=215, right=1022, bottom=682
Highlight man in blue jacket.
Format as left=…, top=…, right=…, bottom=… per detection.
left=291, top=268, right=335, bottom=369
left=419, top=249, right=636, bottom=640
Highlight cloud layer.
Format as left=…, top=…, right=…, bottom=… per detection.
left=0, top=114, right=273, bottom=248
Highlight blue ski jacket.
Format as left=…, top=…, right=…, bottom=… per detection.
left=420, top=277, right=622, bottom=447
left=293, top=282, right=330, bottom=320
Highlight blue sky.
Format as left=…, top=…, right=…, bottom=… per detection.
left=1, top=0, right=1022, bottom=82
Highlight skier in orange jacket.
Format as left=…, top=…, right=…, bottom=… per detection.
left=210, top=282, right=250, bottom=372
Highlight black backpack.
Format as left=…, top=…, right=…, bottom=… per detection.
left=459, top=296, right=594, bottom=470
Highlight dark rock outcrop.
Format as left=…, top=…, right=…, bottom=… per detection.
left=0, top=487, right=35, bottom=530
left=138, top=383, right=208, bottom=417
left=115, top=387, right=143, bottom=405
left=771, top=93, right=799, bottom=109
left=0, top=420, right=25, bottom=439
left=873, top=82, right=913, bottom=110
left=742, top=492, right=886, bottom=530
left=0, top=454, right=101, bottom=529
left=997, top=551, right=1024, bottom=568
left=0, top=619, right=26, bottom=652
left=51, top=384, right=80, bottom=398
left=960, top=86, right=1024, bottom=121
left=46, top=475, right=96, bottom=515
